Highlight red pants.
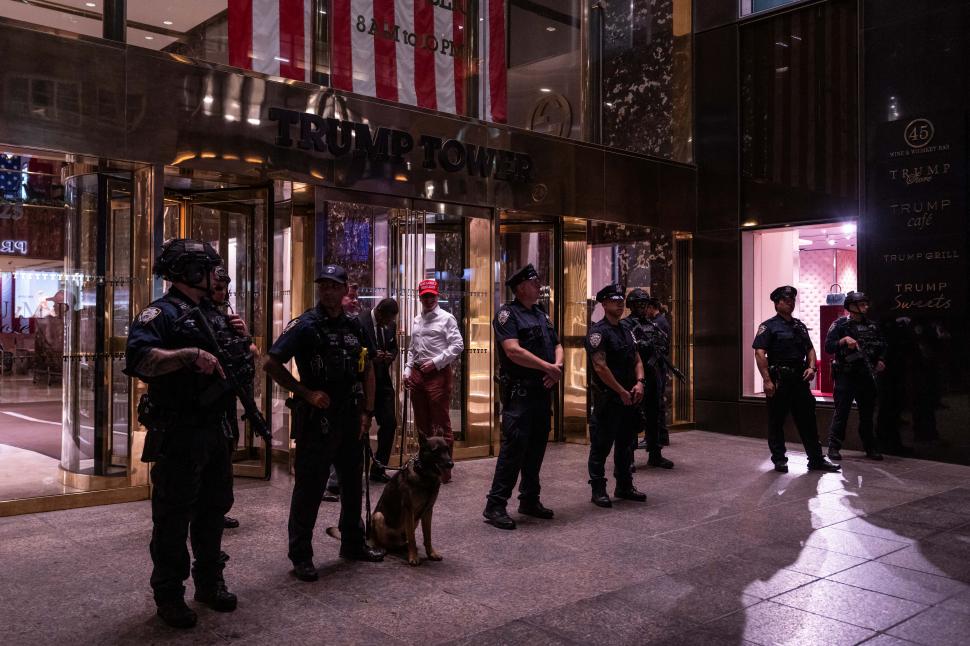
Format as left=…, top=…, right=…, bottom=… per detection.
left=409, top=367, right=454, bottom=481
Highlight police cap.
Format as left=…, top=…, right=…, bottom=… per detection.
left=596, top=283, right=626, bottom=303
left=315, top=264, right=349, bottom=285
left=626, top=288, right=650, bottom=307
left=506, top=263, right=540, bottom=289
left=152, top=238, right=222, bottom=284
left=770, top=285, right=797, bottom=302
left=844, top=291, right=869, bottom=307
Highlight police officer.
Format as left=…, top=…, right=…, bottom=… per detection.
left=124, top=239, right=237, bottom=629
left=587, top=284, right=648, bottom=507
left=752, top=286, right=841, bottom=473
left=824, top=291, right=886, bottom=461
left=645, top=297, right=673, bottom=446
left=483, top=264, right=563, bottom=530
left=622, top=289, right=673, bottom=469
left=209, top=266, right=256, bottom=530
left=264, top=264, right=383, bottom=583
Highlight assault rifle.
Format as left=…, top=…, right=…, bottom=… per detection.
left=181, top=307, right=273, bottom=444
left=634, top=319, right=688, bottom=384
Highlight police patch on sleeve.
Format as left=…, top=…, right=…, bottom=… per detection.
left=589, top=332, right=602, bottom=349
left=497, top=309, right=510, bottom=325
left=137, top=307, right=161, bottom=324
left=756, top=324, right=767, bottom=336
left=282, top=318, right=299, bottom=334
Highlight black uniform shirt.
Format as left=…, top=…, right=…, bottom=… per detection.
left=586, top=318, right=638, bottom=393
left=752, top=314, right=814, bottom=366
left=493, top=300, right=559, bottom=382
left=824, top=316, right=886, bottom=367
left=124, top=287, right=228, bottom=410
left=649, top=313, right=672, bottom=355
left=268, top=306, right=370, bottom=394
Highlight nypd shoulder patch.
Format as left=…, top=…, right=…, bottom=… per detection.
left=497, top=309, right=510, bottom=325
left=138, top=307, right=161, bottom=324
left=756, top=324, right=767, bottom=336
left=282, top=318, right=299, bottom=334
left=589, top=332, right=602, bottom=349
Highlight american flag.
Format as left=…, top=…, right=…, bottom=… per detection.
left=228, top=1, right=507, bottom=123
left=0, top=155, right=24, bottom=201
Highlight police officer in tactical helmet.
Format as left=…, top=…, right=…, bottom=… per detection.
left=264, top=264, right=383, bottom=583
left=622, top=289, right=674, bottom=469
left=824, top=291, right=886, bottom=461
left=124, top=239, right=239, bottom=629
left=752, top=286, right=840, bottom=473
left=209, top=266, right=254, bottom=530
left=586, top=284, right=648, bottom=507
left=644, top=296, right=673, bottom=446
left=484, top=264, right=563, bottom=530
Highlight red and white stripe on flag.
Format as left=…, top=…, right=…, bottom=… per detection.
left=228, top=0, right=314, bottom=82
left=331, top=1, right=507, bottom=123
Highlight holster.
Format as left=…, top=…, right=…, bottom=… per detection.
left=285, top=396, right=330, bottom=439
left=137, top=394, right=169, bottom=463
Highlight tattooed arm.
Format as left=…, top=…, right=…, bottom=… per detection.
left=136, top=347, right=224, bottom=377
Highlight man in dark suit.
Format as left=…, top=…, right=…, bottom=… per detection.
left=361, top=298, right=400, bottom=482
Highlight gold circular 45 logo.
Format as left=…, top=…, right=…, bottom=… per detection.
left=904, top=118, right=934, bottom=149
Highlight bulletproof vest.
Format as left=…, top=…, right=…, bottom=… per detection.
left=207, top=309, right=256, bottom=386
left=838, top=318, right=884, bottom=369
left=308, top=314, right=365, bottom=393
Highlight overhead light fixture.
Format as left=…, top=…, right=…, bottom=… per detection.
left=797, top=238, right=812, bottom=246
left=742, top=220, right=758, bottom=227
left=546, top=26, right=557, bottom=32
left=144, top=35, right=154, bottom=40
left=163, top=20, right=173, bottom=26
left=540, top=88, right=551, bottom=93
left=841, top=223, right=856, bottom=235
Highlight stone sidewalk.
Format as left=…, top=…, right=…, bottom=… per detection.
left=1, top=431, right=969, bottom=645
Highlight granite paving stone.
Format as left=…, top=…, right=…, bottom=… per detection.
left=1, top=431, right=969, bottom=645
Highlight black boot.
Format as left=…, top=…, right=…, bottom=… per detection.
left=647, top=450, right=674, bottom=469
left=614, top=485, right=647, bottom=502
left=866, top=450, right=884, bottom=461
left=222, top=516, right=239, bottom=529
left=156, top=599, right=197, bottom=629
left=339, top=543, right=386, bottom=562
left=483, top=505, right=517, bottom=529
left=292, top=560, right=318, bottom=582
left=194, top=582, right=237, bottom=612
left=808, top=457, right=841, bottom=472
left=517, top=500, right=554, bottom=519
left=590, top=480, right=612, bottom=508
left=827, top=448, right=842, bottom=461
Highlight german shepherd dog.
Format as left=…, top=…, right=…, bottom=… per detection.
left=369, top=435, right=454, bottom=566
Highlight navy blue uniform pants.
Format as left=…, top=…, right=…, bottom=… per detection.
left=588, top=395, right=637, bottom=487
left=288, top=411, right=364, bottom=563
left=766, top=374, right=824, bottom=464
left=827, top=371, right=879, bottom=452
left=486, top=388, right=551, bottom=508
left=149, top=425, right=233, bottom=604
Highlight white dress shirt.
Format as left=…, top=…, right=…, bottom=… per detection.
left=404, top=305, right=464, bottom=377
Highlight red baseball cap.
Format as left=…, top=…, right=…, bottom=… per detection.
left=418, top=279, right=439, bottom=296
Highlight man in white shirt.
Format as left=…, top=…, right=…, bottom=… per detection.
left=404, top=279, right=464, bottom=482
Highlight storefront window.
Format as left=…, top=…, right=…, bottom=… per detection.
left=741, top=221, right=858, bottom=399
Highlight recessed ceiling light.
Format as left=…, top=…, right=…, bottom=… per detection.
left=546, top=26, right=557, bottom=32
left=163, top=20, right=173, bottom=26
left=85, top=2, right=96, bottom=7
left=827, top=239, right=836, bottom=246
left=540, top=88, right=551, bottom=93
left=144, top=35, right=154, bottom=40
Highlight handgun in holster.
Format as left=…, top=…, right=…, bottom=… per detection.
left=137, top=394, right=171, bottom=462
left=285, top=396, right=330, bottom=438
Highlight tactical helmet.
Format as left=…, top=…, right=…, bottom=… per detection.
left=214, top=266, right=231, bottom=284
left=843, top=291, right=869, bottom=309
left=152, top=238, right=222, bottom=285
left=626, top=288, right=650, bottom=307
